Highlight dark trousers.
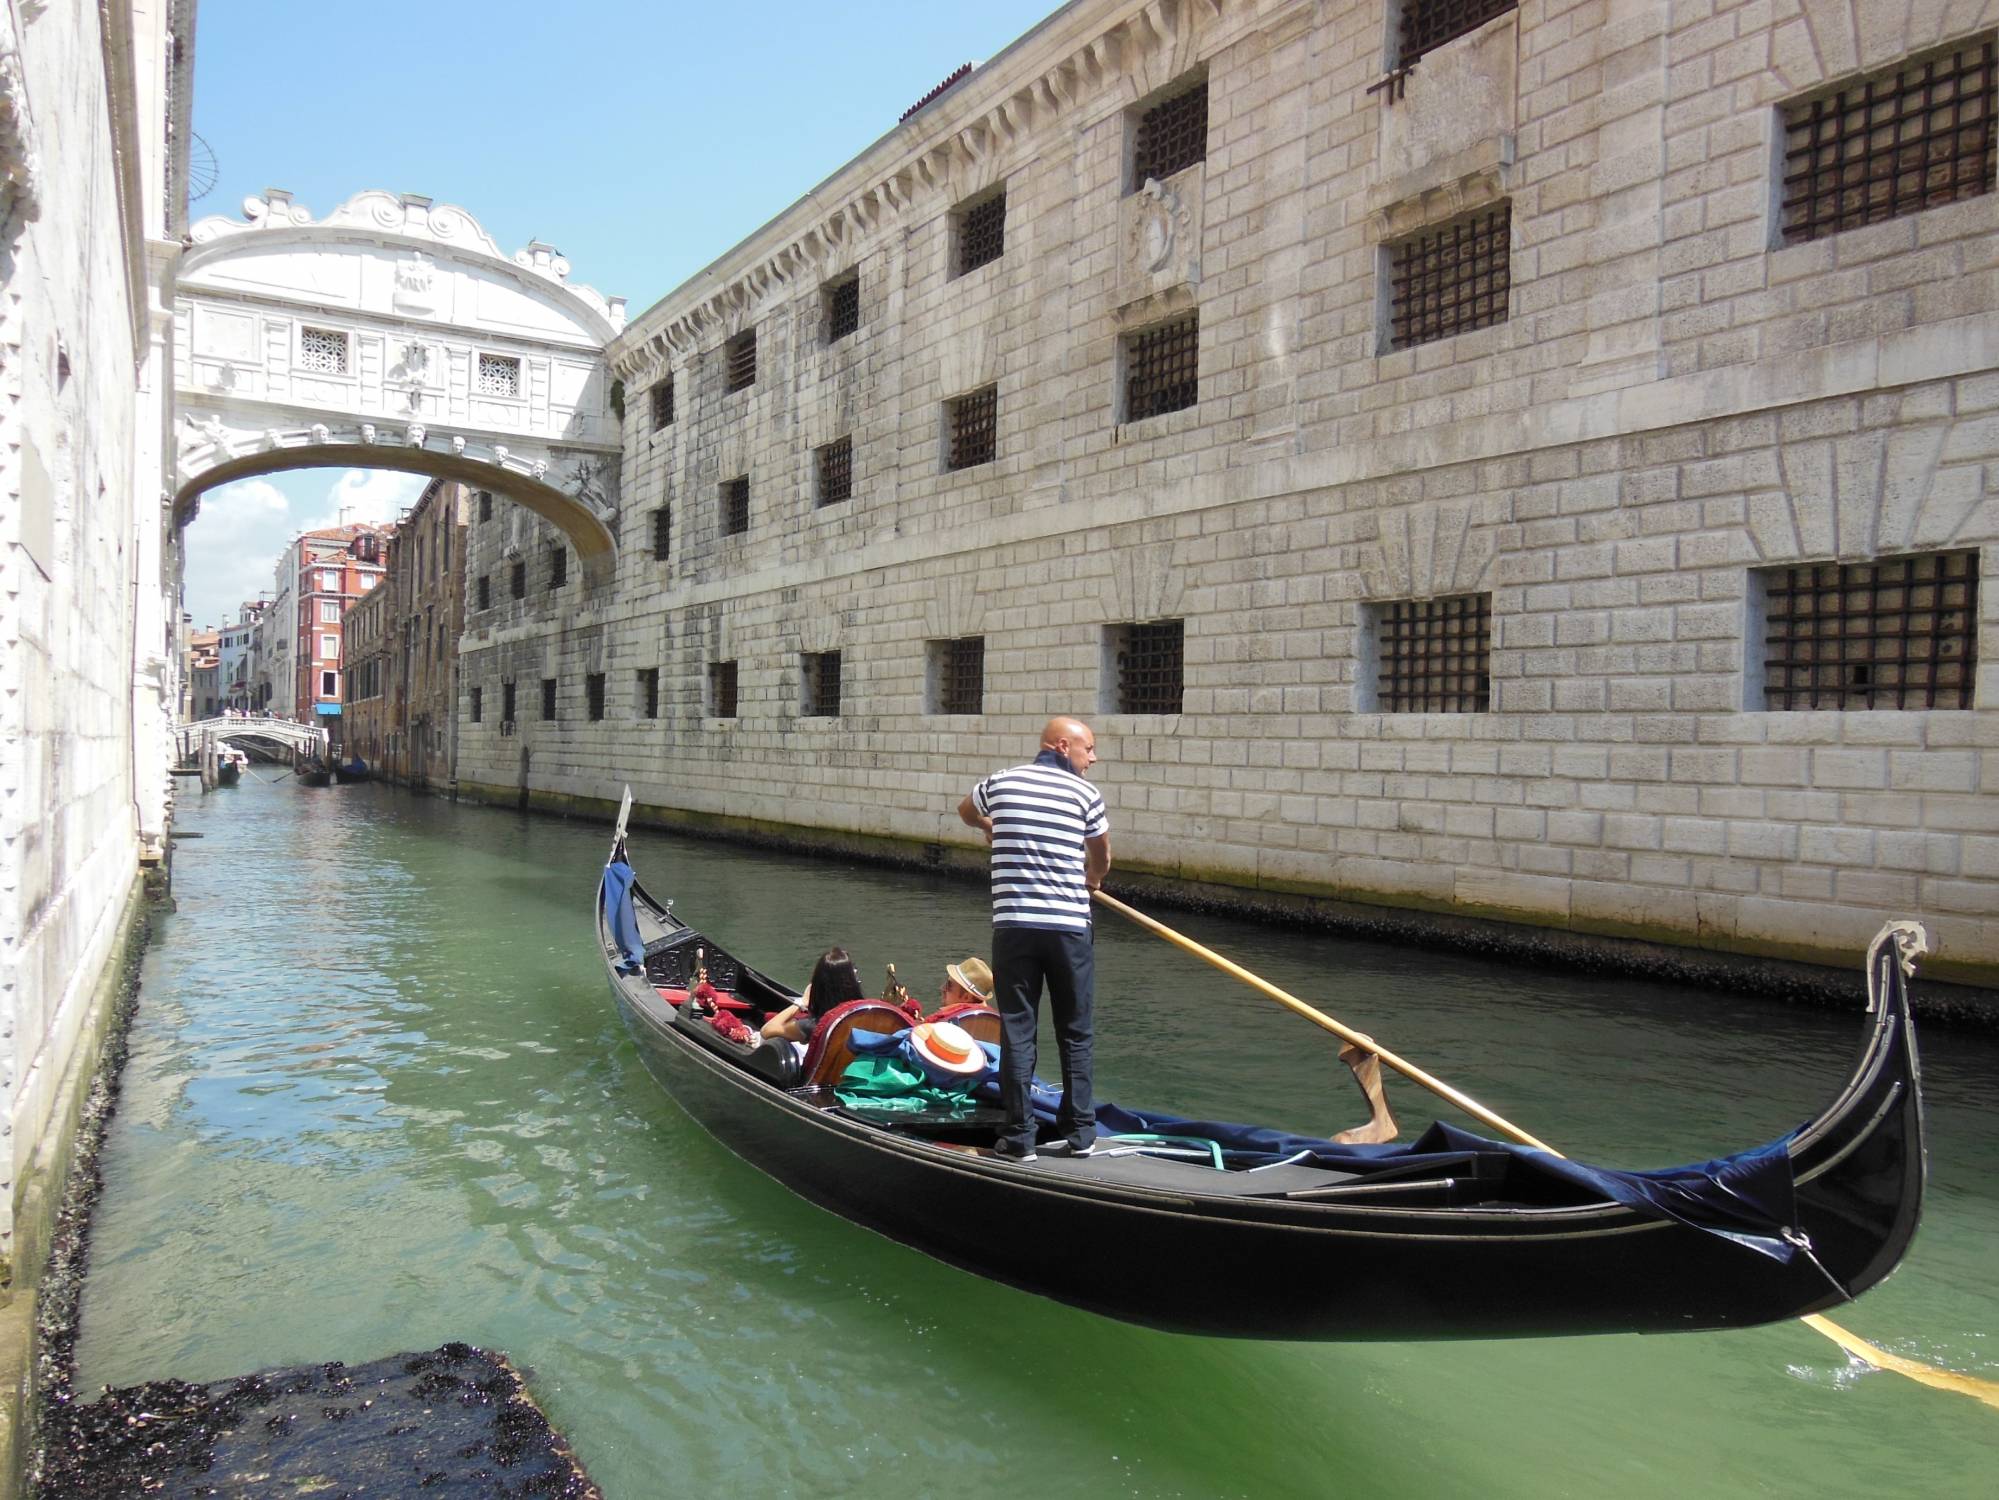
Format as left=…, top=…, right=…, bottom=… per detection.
left=992, top=924, right=1095, bottom=1154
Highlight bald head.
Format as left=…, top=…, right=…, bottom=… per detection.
left=1039, top=716, right=1099, bottom=776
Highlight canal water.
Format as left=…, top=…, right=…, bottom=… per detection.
left=76, top=780, right=1999, bottom=1497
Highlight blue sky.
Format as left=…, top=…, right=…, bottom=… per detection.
left=184, top=0, right=1062, bottom=625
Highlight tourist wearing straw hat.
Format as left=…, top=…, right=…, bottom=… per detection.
left=939, top=956, right=994, bottom=1009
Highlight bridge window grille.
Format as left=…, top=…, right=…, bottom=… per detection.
left=586, top=673, right=606, bottom=721
left=650, top=378, right=676, bottom=429
left=721, top=476, right=751, bottom=536
left=1124, top=314, right=1199, bottom=421
left=1109, top=620, right=1184, bottom=714
left=1760, top=551, right=1978, bottom=710
left=803, top=651, right=843, bottom=718
left=541, top=678, right=558, bottom=721
left=638, top=667, right=660, bottom=720
left=710, top=660, right=739, bottom=718
left=824, top=272, right=860, bottom=342
left=470, top=687, right=483, bottom=724
left=1376, top=593, right=1492, bottom=712
left=548, top=546, right=567, bottom=590
left=510, top=561, right=527, bottom=600
left=652, top=505, right=672, bottom=560
left=1131, top=78, right=1208, bottom=188
left=478, top=353, right=522, bottom=398
left=955, top=190, right=1006, bottom=275
left=299, top=326, right=349, bottom=375
left=1387, top=203, right=1511, bottom=349
left=502, top=681, right=517, bottom=724
left=478, top=490, right=493, bottom=523
left=1780, top=41, right=1996, bottom=246
left=1397, top=0, right=1516, bottom=69
left=724, top=330, right=757, bottom=393
left=817, top=437, right=853, bottom=506
left=931, top=636, right=985, bottom=715
left=476, top=574, right=491, bottom=611
left=947, top=386, right=998, bottom=471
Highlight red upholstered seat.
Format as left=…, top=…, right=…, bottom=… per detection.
left=656, top=986, right=753, bottom=1013
left=797, top=1000, right=915, bottom=1088
left=928, top=1003, right=1001, bottom=1045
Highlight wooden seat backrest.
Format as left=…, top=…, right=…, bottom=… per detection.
left=929, top=1003, right=1002, bottom=1045
left=799, top=1000, right=914, bottom=1088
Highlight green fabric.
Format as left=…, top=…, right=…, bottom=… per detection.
left=834, top=1056, right=982, bottom=1116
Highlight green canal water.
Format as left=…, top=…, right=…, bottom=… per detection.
left=75, top=781, right=1999, bottom=1497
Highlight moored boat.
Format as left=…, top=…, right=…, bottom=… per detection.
left=332, top=756, right=370, bottom=784
left=596, top=818, right=1925, bottom=1342
left=295, top=756, right=332, bottom=787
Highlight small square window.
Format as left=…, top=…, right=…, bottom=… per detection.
left=928, top=636, right=985, bottom=715
left=947, top=386, right=998, bottom=471
left=477, top=490, right=493, bottom=523
left=502, top=681, right=517, bottom=723
left=510, top=561, right=527, bottom=600
left=721, top=476, right=750, bottom=537
left=476, top=574, right=491, bottom=611
left=1105, top=620, right=1183, bottom=714
left=1386, top=203, right=1511, bottom=350
left=724, top=330, right=757, bottom=393
left=1130, top=77, right=1208, bottom=189
left=477, top=353, right=522, bottom=398
left=710, top=660, right=739, bottom=718
left=638, top=667, right=660, bottom=720
left=650, top=378, right=676, bottom=429
left=1373, top=594, right=1492, bottom=712
left=541, top=677, right=558, bottom=721
left=586, top=672, right=606, bottom=721
left=320, top=600, right=341, bottom=623
left=548, top=546, right=567, bottom=590
left=824, top=272, right=860, bottom=342
left=1396, top=0, right=1516, bottom=68
left=299, top=327, right=349, bottom=375
left=320, top=670, right=339, bottom=697
left=652, top=505, right=672, bottom=561
left=817, top=437, right=853, bottom=507
left=320, top=633, right=339, bottom=660
left=1123, top=314, right=1199, bottom=422
left=470, top=686, right=483, bottom=724
left=955, top=189, right=1006, bottom=276
left=1758, top=551, right=1978, bottom=709
left=802, top=651, right=843, bottom=718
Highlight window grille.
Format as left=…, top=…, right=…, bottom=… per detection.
left=1388, top=203, right=1511, bottom=349
left=1780, top=40, right=1996, bottom=245
left=477, top=353, right=522, bottom=398
left=1132, top=79, right=1208, bottom=187
left=586, top=672, right=606, bottom=721
left=722, top=476, right=751, bottom=536
left=1376, top=593, right=1491, bottom=712
left=957, top=190, right=1006, bottom=275
left=548, top=546, right=567, bottom=590
left=1397, top=0, right=1516, bottom=68
left=935, top=636, right=984, bottom=714
left=1113, top=620, right=1184, bottom=714
left=502, top=681, right=516, bottom=723
left=638, top=667, right=660, bottom=720
left=825, top=274, right=860, bottom=342
left=541, top=678, right=558, bottom=721
left=476, top=574, right=491, bottom=611
left=710, top=660, right=739, bottom=718
left=725, top=330, right=757, bottom=392
left=478, top=490, right=493, bottom=523
left=299, top=327, right=348, bottom=375
left=651, top=378, right=676, bottom=429
left=1761, top=551, right=1978, bottom=710
left=470, top=686, right=483, bottom=724
left=818, top=437, right=854, bottom=506
left=510, top=561, right=526, bottom=600
left=803, top=651, right=843, bottom=717
left=947, top=386, right=998, bottom=471
left=1125, top=314, right=1200, bottom=421
left=652, top=505, right=672, bottom=561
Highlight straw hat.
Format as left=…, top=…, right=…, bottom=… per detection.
left=908, top=1021, right=987, bottom=1081
left=946, top=956, right=994, bottom=1004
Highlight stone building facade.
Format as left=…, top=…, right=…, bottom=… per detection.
left=454, top=0, right=1999, bottom=986
left=343, top=568, right=393, bottom=771
left=381, top=480, right=471, bottom=788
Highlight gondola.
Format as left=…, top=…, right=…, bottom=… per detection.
left=596, top=813, right=1925, bottom=1342
left=295, top=757, right=332, bottom=787
left=332, top=756, right=370, bottom=784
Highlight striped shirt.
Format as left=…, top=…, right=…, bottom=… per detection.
left=971, top=755, right=1110, bottom=931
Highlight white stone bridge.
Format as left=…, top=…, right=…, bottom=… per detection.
left=175, top=716, right=328, bottom=762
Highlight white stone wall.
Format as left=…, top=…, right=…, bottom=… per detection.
left=459, top=0, right=1999, bottom=982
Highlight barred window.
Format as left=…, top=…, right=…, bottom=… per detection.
left=548, top=546, right=567, bottom=590
left=721, top=476, right=750, bottom=536
left=652, top=505, right=672, bottom=561
left=1761, top=551, right=1978, bottom=710
left=586, top=672, right=606, bottom=721
left=1109, top=620, right=1184, bottom=714
left=638, top=667, right=660, bottom=720
left=477, top=353, right=522, bottom=398
left=476, top=574, right=491, bottom=611
left=1780, top=40, right=1996, bottom=245
left=510, top=561, right=527, bottom=600
left=1376, top=594, right=1491, bottom=713
left=540, top=677, right=558, bottom=721
left=817, top=437, right=854, bottom=506
left=470, top=686, right=483, bottom=724
left=824, top=272, right=860, bottom=342
left=803, top=651, right=843, bottom=718
left=1131, top=78, right=1208, bottom=188
left=651, top=378, right=676, bottom=429
left=710, top=660, right=739, bottom=718
left=956, top=189, right=1006, bottom=275
left=299, top=327, right=349, bottom=375
left=1124, top=314, right=1199, bottom=422
left=477, top=490, right=493, bottom=523
left=724, top=330, right=757, bottom=393
left=501, top=681, right=517, bottom=723
left=1387, top=203, right=1511, bottom=349
left=947, top=386, right=998, bottom=471
left=930, top=636, right=985, bottom=715
left=1397, top=0, right=1516, bottom=68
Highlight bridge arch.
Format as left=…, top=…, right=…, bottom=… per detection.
left=173, top=189, right=626, bottom=590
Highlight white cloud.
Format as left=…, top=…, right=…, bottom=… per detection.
left=301, top=468, right=428, bottom=530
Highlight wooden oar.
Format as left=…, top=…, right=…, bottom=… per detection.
left=1092, top=889, right=1999, bottom=1412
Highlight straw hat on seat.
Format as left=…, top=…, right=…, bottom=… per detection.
left=908, top=1021, right=987, bottom=1083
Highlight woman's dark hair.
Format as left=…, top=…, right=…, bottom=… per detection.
left=807, top=948, right=864, bottom=1017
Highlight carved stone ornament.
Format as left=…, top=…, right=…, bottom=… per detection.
left=407, top=424, right=427, bottom=447
left=451, top=435, right=466, bottom=456
left=1130, top=178, right=1188, bottom=273
left=393, top=252, right=438, bottom=316
left=179, top=413, right=229, bottom=456
left=361, top=424, right=377, bottom=445
left=311, top=423, right=330, bottom=445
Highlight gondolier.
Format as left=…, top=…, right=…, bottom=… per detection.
left=957, top=716, right=1111, bottom=1163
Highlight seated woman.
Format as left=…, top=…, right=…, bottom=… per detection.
left=761, top=947, right=865, bottom=1048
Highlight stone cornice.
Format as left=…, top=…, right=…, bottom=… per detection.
left=610, top=0, right=1274, bottom=384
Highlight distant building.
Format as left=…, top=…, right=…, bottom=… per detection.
left=269, top=524, right=390, bottom=726
left=182, top=626, right=219, bottom=719
left=344, top=565, right=392, bottom=770
left=219, top=601, right=266, bottom=711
